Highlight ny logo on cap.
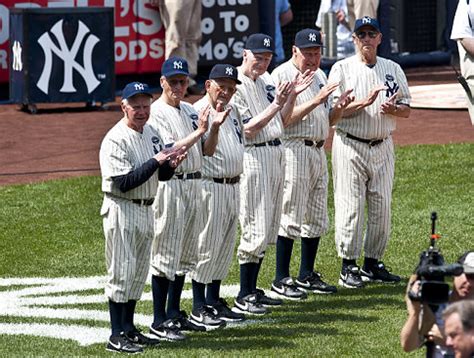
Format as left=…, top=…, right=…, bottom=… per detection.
left=308, top=33, right=317, bottom=42
left=134, top=83, right=145, bottom=90
left=263, top=38, right=271, bottom=47
left=362, top=17, right=371, bottom=24
left=225, top=67, right=233, bottom=75
left=173, top=61, right=183, bottom=69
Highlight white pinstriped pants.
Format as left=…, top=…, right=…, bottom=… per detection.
left=189, top=179, right=240, bottom=283
left=279, top=139, right=329, bottom=239
left=150, top=178, right=203, bottom=280
left=102, top=197, right=154, bottom=302
left=332, top=132, right=395, bottom=260
left=237, top=145, right=285, bottom=264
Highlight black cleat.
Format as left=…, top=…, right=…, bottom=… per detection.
left=233, top=293, right=268, bottom=315
left=212, top=298, right=245, bottom=322
left=295, top=272, right=337, bottom=294
left=189, top=306, right=226, bottom=331
left=360, top=261, right=401, bottom=283
left=124, top=327, right=160, bottom=348
left=172, top=310, right=206, bottom=332
left=271, top=277, right=307, bottom=300
left=106, top=333, right=143, bottom=354
left=149, top=319, right=186, bottom=342
left=255, top=288, right=283, bottom=306
left=339, top=265, right=365, bottom=289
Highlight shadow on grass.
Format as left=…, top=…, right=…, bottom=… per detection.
left=151, top=283, right=408, bottom=352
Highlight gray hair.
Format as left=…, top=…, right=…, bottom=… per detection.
left=442, top=300, right=474, bottom=332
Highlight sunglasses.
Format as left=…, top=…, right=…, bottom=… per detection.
left=355, top=31, right=379, bottom=39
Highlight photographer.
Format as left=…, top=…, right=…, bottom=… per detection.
left=400, top=251, right=474, bottom=357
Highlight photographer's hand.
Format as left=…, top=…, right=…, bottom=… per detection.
left=401, top=275, right=439, bottom=352
left=401, top=276, right=424, bottom=352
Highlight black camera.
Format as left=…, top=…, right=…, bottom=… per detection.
left=408, top=212, right=463, bottom=305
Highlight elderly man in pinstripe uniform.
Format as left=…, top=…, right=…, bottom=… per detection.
left=100, top=82, right=186, bottom=353
left=147, top=57, right=230, bottom=340
left=271, top=29, right=354, bottom=299
left=188, top=64, right=246, bottom=326
left=328, top=17, right=411, bottom=289
left=230, top=33, right=314, bottom=314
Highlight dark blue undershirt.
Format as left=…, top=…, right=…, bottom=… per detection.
left=112, top=159, right=175, bottom=193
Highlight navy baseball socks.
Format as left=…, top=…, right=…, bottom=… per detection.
left=189, top=280, right=225, bottom=331
left=165, top=275, right=206, bottom=332
left=206, top=280, right=245, bottom=323
left=205, top=280, right=221, bottom=305
left=107, top=300, right=144, bottom=353
left=271, top=236, right=306, bottom=300
left=254, top=255, right=283, bottom=306
left=233, top=263, right=267, bottom=315
left=149, top=275, right=187, bottom=341
left=122, top=300, right=160, bottom=349
left=108, top=300, right=125, bottom=337
left=151, top=275, right=169, bottom=326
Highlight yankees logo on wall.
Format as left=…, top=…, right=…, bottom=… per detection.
left=9, top=8, right=115, bottom=104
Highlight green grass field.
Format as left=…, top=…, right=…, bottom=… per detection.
left=0, top=143, right=472, bottom=357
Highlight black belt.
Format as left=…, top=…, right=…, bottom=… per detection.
left=131, top=198, right=154, bottom=206
left=254, top=138, right=281, bottom=147
left=175, top=171, right=202, bottom=180
left=304, top=139, right=325, bottom=148
left=108, top=194, right=154, bottom=206
left=212, top=176, right=240, bottom=184
left=345, top=133, right=385, bottom=147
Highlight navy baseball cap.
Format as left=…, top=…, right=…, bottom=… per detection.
left=354, top=16, right=380, bottom=33
left=121, top=82, right=153, bottom=100
left=245, top=33, right=275, bottom=54
left=209, top=64, right=242, bottom=84
left=294, top=28, right=324, bottom=48
left=161, top=56, right=189, bottom=77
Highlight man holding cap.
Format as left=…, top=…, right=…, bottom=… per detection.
left=99, top=82, right=186, bottom=353
left=148, top=57, right=229, bottom=340
left=328, top=16, right=411, bottom=288
left=271, top=29, right=354, bottom=299
left=230, top=33, right=302, bottom=314
left=401, top=251, right=474, bottom=356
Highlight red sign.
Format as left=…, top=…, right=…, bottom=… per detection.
left=0, top=0, right=165, bottom=83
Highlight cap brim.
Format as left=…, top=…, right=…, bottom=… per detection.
left=210, top=76, right=242, bottom=85
left=122, top=91, right=153, bottom=100
left=354, top=25, right=380, bottom=33
left=164, top=70, right=190, bottom=78
left=297, top=44, right=325, bottom=49
left=248, top=49, right=276, bottom=55
left=464, top=266, right=474, bottom=274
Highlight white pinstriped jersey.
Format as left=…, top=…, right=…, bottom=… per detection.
left=100, top=119, right=162, bottom=199
left=194, top=96, right=245, bottom=178
left=328, top=55, right=411, bottom=139
left=232, top=69, right=284, bottom=145
left=149, top=97, right=203, bottom=173
left=272, top=61, right=331, bottom=141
